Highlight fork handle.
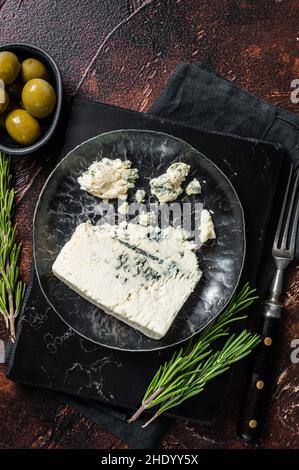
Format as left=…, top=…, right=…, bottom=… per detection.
left=238, top=311, right=281, bottom=443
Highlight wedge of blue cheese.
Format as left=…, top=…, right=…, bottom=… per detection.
left=52, top=221, right=201, bottom=339
left=78, top=158, right=139, bottom=200
left=150, top=162, right=190, bottom=203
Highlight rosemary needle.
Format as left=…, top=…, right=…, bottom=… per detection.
left=0, top=152, right=26, bottom=340
left=128, top=284, right=260, bottom=426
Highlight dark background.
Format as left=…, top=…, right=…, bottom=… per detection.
left=0, top=0, right=298, bottom=449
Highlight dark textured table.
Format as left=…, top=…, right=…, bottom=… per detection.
left=0, top=0, right=298, bottom=449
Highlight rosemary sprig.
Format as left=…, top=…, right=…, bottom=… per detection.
left=0, top=152, right=26, bottom=340
left=129, top=284, right=260, bottom=427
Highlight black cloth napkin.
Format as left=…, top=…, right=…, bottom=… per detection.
left=150, top=62, right=299, bottom=163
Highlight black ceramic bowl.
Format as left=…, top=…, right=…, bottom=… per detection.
left=0, top=43, right=62, bottom=156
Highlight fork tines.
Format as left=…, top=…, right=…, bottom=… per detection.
left=273, top=165, right=299, bottom=258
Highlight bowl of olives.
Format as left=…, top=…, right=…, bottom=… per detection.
left=0, top=43, right=62, bottom=155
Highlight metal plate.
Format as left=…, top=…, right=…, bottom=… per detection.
left=34, top=130, right=245, bottom=351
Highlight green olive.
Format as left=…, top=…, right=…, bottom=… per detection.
left=22, top=78, right=56, bottom=118
left=21, top=58, right=50, bottom=83
left=0, top=51, right=21, bottom=84
left=5, top=109, right=41, bottom=145
left=0, top=91, right=9, bottom=114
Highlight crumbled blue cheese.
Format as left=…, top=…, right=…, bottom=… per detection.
left=118, top=201, right=129, bottom=215
left=139, top=211, right=156, bottom=227
left=78, top=158, right=139, bottom=200
left=52, top=222, right=201, bottom=340
left=200, top=209, right=216, bottom=243
left=186, top=178, right=201, bottom=196
left=135, top=189, right=146, bottom=203
left=150, top=162, right=190, bottom=203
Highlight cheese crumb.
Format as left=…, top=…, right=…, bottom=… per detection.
left=118, top=201, right=129, bottom=215
left=78, top=158, right=138, bottom=200
left=150, top=162, right=190, bottom=203
left=200, top=209, right=216, bottom=244
left=186, top=178, right=201, bottom=196
left=135, top=189, right=146, bottom=203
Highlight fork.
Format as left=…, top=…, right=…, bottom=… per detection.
left=238, top=164, right=299, bottom=443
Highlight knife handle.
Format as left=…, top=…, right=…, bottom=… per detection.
left=238, top=312, right=281, bottom=443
